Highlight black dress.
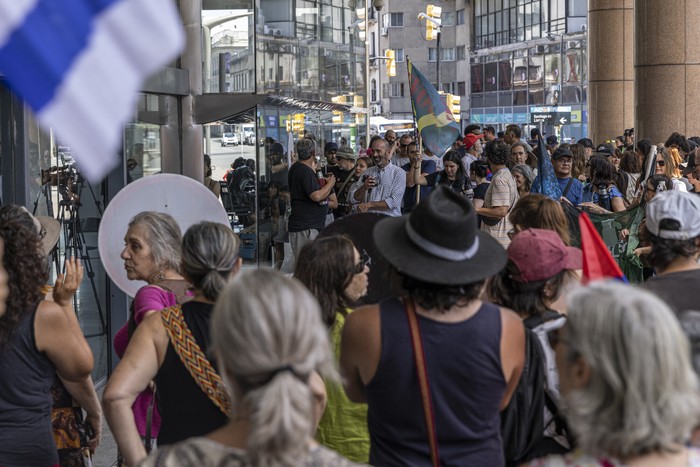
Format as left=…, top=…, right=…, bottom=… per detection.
left=154, top=301, right=228, bottom=446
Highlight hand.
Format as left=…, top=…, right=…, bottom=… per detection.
left=619, top=229, right=630, bottom=240
left=85, top=411, right=103, bottom=454
left=357, top=203, right=371, bottom=213
left=634, top=246, right=651, bottom=257
left=559, top=196, right=573, bottom=206
left=53, top=258, right=84, bottom=308
left=364, top=176, right=378, bottom=189
left=324, top=174, right=336, bottom=187
left=580, top=202, right=606, bottom=214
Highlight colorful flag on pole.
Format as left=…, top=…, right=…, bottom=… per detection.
left=0, top=0, right=185, bottom=182
left=407, top=58, right=460, bottom=157
left=579, top=211, right=628, bottom=283
left=531, top=134, right=562, bottom=199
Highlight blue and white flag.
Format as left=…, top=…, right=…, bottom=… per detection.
left=0, top=0, right=185, bottom=182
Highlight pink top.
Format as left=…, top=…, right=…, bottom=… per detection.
left=113, top=286, right=177, bottom=438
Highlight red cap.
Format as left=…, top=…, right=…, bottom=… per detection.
left=463, top=133, right=484, bottom=150
left=507, top=229, right=582, bottom=282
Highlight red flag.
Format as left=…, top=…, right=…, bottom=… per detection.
left=579, top=212, right=628, bottom=283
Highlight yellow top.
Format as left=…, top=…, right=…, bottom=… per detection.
left=315, top=310, right=370, bottom=463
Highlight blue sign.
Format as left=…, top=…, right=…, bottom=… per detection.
left=265, top=115, right=278, bottom=127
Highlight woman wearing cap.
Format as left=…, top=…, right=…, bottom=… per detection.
left=294, top=235, right=371, bottom=462
left=0, top=205, right=95, bottom=467
left=138, top=269, right=362, bottom=467
left=488, top=228, right=581, bottom=463
left=580, top=156, right=627, bottom=213
left=112, top=211, right=191, bottom=449
left=528, top=281, right=700, bottom=467
left=104, top=222, right=241, bottom=466
left=640, top=190, right=700, bottom=314
left=341, top=185, right=525, bottom=466
left=411, top=150, right=474, bottom=199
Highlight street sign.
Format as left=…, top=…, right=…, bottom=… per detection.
left=530, top=111, right=571, bottom=125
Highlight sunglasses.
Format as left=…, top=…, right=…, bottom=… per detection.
left=656, top=160, right=666, bottom=166
left=354, top=249, right=371, bottom=274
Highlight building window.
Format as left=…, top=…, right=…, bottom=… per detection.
left=456, top=46, right=466, bottom=61
left=371, top=79, right=377, bottom=102
left=390, top=13, right=404, bottom=27
left=428, top=48, right=438, bottom=62
left=457, top=81, right=466, bottom=96
left=456, top=9, right=465, bottom=25
left=442, top=11, right=455, bottom=26
left=390, top=82, right=405, bottom=97
left=442, top=48, right=455, bottom=61
left=442, top=82, right=453, bottom=93
left=395, top=48, right=405, bottom=62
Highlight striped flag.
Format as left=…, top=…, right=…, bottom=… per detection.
left=0, top=0, right=185, bottom=182
left=407, top=58, right=460, bottom=157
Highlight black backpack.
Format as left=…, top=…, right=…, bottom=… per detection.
left=500, top=326, right=572, bottom=466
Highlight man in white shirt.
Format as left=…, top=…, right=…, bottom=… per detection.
left=349, top=138, right=406, bottom=217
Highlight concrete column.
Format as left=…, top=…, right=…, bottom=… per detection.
left=635, top=0, right=700, bottom=144
left=588, top=0, right=635, bottom=145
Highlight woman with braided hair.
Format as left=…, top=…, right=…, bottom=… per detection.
left=104, top=222, right=242, bottom=466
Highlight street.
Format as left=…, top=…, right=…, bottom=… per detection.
left=206, top=138, right=258, bottom=182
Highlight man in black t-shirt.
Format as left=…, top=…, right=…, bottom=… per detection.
left=287, top=138, right=336, bottom=261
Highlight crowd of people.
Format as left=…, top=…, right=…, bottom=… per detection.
left=2, top=123, right=700, bottom=467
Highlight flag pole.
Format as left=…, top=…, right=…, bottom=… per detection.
left=407, top=57, right=422, bottom=206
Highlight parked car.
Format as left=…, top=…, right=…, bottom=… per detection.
left=221, top=132, right=240, bottom=147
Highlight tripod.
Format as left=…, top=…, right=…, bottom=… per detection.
left=56, top=170, right=106, bottom=339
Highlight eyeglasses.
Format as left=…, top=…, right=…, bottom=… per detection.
left=656, top=160, right=666, bottom=166
left=354, top=249, right=371, bottom=274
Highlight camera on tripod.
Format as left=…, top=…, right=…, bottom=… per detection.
left=55, top=164, right=80, bottom=205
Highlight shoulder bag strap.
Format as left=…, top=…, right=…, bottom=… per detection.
left=161, top=305, right=231, bottom=415
left=561, top=177, right=575, bottom=198
left=404, top=297, right=441, bottom=467
left=338, top=165, right=358, bottom=195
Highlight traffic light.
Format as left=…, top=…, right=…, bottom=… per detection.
left=332, top=111, right=343, bottom=124
left=446, top=93, right=461, bottom=122
left=291, top=113, right=305, bottom=134
left=425, top=5, right=442, bottom=41
left=385, top=49, right=396, bottom=77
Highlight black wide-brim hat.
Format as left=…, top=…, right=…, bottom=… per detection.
left=374, top=185, right=507, bottom=285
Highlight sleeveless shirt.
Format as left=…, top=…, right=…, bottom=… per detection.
left=366, top=297, right=506, bottom=466
left=154, top=301, right=228, bottom=445
left=0, top=305, right=58, bottom=467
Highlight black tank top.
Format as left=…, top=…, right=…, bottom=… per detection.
left=366, top=297, right=506, bottom=466
left=155, top=301, right=228, bottom=445
left=0, top=304, right=58, bottom=467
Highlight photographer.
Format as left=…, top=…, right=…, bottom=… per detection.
left=580, top=156, right=627, bottom=213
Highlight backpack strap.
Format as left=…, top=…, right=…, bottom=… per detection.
left=161, top=305, right=231, bottom=415
left=404, top=297, right=440, bottom=467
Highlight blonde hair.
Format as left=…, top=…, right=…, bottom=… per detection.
left=563, top=281, right=700, bottom=459
left=211, top=270, right=337, bottom=466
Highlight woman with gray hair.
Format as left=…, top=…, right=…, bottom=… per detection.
left=528, top=281, right=700, bottom=466
left=112, top=212, right=189, bottom=448
left=106, top=222, right=241, bottom=466
left=137, top=269, right=362, bottom=466
left=511, top=163, right=535, bottom=198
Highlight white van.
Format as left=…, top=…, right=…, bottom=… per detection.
left=369, top=117, right=415, bottom=138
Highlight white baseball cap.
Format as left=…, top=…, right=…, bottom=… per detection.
left=646, top=190, right=700, bottom=240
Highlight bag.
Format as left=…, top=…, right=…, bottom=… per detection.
left=500, top=328, right=572, bottom=466
left=51, top=378, right=93, bottom=467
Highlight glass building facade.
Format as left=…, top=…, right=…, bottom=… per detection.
left=0, top=0, right=368, bottom=379
left=469, top=0, right=588, bottom=141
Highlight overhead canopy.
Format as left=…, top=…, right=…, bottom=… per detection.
left=194, top=93, right=368, bottom=124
